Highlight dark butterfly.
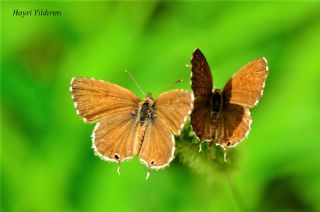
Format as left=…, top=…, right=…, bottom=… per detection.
left=190, top=48, right=268, bottom=150
left=70, top=77, right=192, bottom=178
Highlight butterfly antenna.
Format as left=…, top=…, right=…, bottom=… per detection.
left=125, top=70, right=145, bottom=96
left=157, top=79, right=183, bottom=92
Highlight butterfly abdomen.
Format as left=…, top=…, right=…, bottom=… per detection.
left=133, top=123, right=147, bottom=155
left=210, top=90, right=223, bottom=142
left=132, top=98, right=156, bottom=155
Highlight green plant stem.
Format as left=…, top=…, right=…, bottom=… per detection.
left=225, top=170, right=247, bottom=212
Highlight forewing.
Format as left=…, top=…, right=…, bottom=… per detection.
left=190, top=48, right=214, bottom=142
left=215, top=104, right=251, bottom=148
left=155, top=90, right=192, bottom=135
left=70, top=77, right=140, bottom=123
left=190, top=97, right=213, bottom=142
left=191, top=48, right=213, bottom=98
left=93, top=114, right=139, bottom=162
left=139, top=118, right=174, bottom=170
left=222, top=58, right=268, bottom=108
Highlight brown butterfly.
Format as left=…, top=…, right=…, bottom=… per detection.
left=190, top=48, right=268, bottom=151
left=70, top=77, right=192, bottom=178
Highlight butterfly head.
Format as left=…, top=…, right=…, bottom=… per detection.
left=145, top=92, right=153, bottom=100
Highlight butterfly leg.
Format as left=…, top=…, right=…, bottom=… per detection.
left=198, top=143, right=202, bottom=152
left=146, top=167, right=151, bottom=180
left=117, top=161, right=121, bottom=175
left=223, top=148, right=228, bottom=163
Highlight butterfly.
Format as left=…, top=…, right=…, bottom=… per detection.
left=70, top=77, right=192, bottom=178
left=190, top=48, right=268, bottom=151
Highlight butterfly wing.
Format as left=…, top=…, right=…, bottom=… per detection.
left=190, top=48, right=214, bottom=141
left=70, top=77, right=141, bottom=162
left=191, top=48, right=213, bottom=98
left=139, top=118, right=174, bottom=169
left=190, top=99, right=213, bottom=141
left=222, top=58, right=268, bottom=108
left=70, top=77, right=140, bottom=123
left=155, top=90, right=193, bottom=134
left=92, top=114, right=140, bottom=162
left=217, top=58, right=268, bottom=148
left=215, top=104, right=251, bottom=148
left=139, top=90, right=192, bottom=169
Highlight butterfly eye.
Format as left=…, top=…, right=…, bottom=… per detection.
left=150, top=160, right=155, bottom=165
left=114, top=154, right=120, bottom=160
left=226, top=141, right=231, bottom=147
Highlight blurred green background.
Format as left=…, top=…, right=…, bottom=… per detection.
left=2, top=1, right=320, bottom=212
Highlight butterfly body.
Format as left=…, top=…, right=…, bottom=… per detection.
left=190, top=48, right=268, bottom=149
left=209, top=89, right=223, bottom=142
left=210, top=89, right=222, bottom=114
left=131, top=94, right=156, bottom=155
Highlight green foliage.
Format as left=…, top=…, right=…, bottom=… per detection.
left=175, top=120, right=237, bottom=183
